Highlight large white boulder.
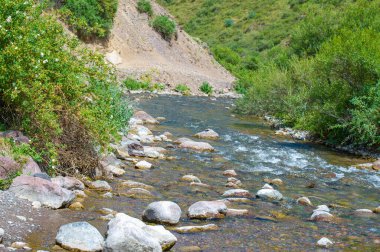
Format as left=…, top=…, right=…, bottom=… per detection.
left=142, top=201, right=182, bottom=225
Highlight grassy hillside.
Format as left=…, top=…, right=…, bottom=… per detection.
left=0, top=0, right=131, bottom=176
left=159, top=0, right=380, bottom=149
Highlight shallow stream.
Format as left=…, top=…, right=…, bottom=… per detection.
left=28, top=95, right=379, bottom=251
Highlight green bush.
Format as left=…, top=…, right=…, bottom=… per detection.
left=59, top=0, right=118, bottom=39
left=224, top=19, right=234, bottom=27
left=137, top=0, right=153, bottom=16
left=124, top=78, right=150, bottom=90
left=199, top=82, right=213, bottom=95
left=0, top=0, right=132, bottom=176
left=152, top=15, right=176, bottom=41
left=174, top=84, right=191, bottom=95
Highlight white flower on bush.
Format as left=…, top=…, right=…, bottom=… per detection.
left=40, top=52, right=44, bottom=57
left=6, top=16, right=12, bottom=23
left=43, top=59, right=48, bottom=64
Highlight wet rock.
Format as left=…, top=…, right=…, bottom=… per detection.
left=88, top=180, right=112, bottom=191
left=127, top=141, right=145, bottom=157
left=256, top=184, right=283, bottom=201
left=0, top=156, right=20, bottom=179
left=100, top=214, right=115, bottom=221
left=123, top=188, right=154, bottom=199
left=74, top=190, right=87, bottom=198
left=223, top=170, right=237, bottom=177
left=181, top=175, right=201, bottom=183
left=22, top=157, right=41, bottom=175
left=156, top=117, right=166, bottom=121
left=33, top=172, right=51, bottom=181
left=135, top=160, right=153, bottom=169
left=179, top=246, right=202, bottom=252
left=190, top=182, right=211, bottom=188
left=354, top=209, right=376, bottom=217
left=56, top=222, right=104, bottom=252
left=143, top=146, right=165, bottom=159
left=104, top=213, right=161, bottom=252
left=69, top=202, right=84, bottom=211
left=226, top=208, right=249, bottom=216
left=0, top=228, right=4, bottom=243
left=222, top=197, right=251, bottom=203
left=11, top=242, right=29, bottom=249
left=115, top=147, right=130, bottom=160
left=105, top=165, right=126, bottom=177
left=317, top=237, right=334, bottom=248
left=310, top=206, right=334, bottom=222
left=372, top=159, right=380, bottom=170
left=98, top=208, right=117, bottom=215
left=9, top=175, right=75, bottom=209
left=120, top=180, right=154, bottom=190
left=226, top=177, right=242, bottom=188
left=173, top=224, right=218, bottom=234
left=264, top=178, right=283, bottom=186
left=296, top=196, right=312, bottom=206
left=142, top=201, right=182, bottom=225
left=133, top=111, right=159, bottom=124
left=51, top=176, right=85, bottom=191
left=194, top=129, right=219, bottom=140
left=162, top=132, right=173, bottom=138
left=130, top=125, right=153, bottom=138
left=174, top=137, right=192, bottom=144
left=179, top=140, right=215, bottom=152
left=142, top=225, right=177, bottom=251
left=373, top=206, right=380, bottom=214
left=222, top=189, right=252, bottom=198
left=188, top=201, right=228, bottom=219
left=102, top=192, right=113, bottom=198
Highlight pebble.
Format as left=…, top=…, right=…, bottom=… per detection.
left=317, top=237, right=334, bottom=248
left=222, top=189, right=252, bottom=198
left=11, top=242, right=29, bottom=249
left=69, top=202, right=84, bottom=211
left=16, top=216, right=26, bottom=221
left=181, top=175, right=201, bottom=183
left=98, top=208, right=117, bottom=215
left=223, top=170, right=237, bottom=177
left=226, top=208, right=249, bottom=216
left=102, top=192, right=113, bottom=198
left=120, top=180, right=154, bottom=190
left=296, top=196, right=312, bottom=206
left=88, top=180, right=112, bottom=191
left=354, top=209, right=376, bottom=217
left=173, top=224, right=218, bottom=234
left=135, top=160, right=153, bottom=169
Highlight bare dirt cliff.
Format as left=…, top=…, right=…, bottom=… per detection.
left=91, top=0, right=235, bottom=94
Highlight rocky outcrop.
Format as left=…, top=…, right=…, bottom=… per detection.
left=188, top=201, right=227, bottom=219
left=9, top=175, right=75, bottom=209
left=22, top=157, right=41, bottom=175
left=51, top=176, right=85, bottom=191
left=142, top=201, right=182, bottom=225
left=56, top=222, right=104, bottom=252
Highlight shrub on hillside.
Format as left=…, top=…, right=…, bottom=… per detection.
left=224, top=19, right=234, bottom=27
left=137, top=0, right=153, bottom=16
left=175, top=84, right=191, bottom=95
left=199, top=82, right=213, bottom=95
left=59, top=0, right=118, bottom=39
left=0, top=0, right=132, bottom=176
left=152, top=15, right=176, bottom=41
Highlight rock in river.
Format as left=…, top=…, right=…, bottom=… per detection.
left=142, top=225, right=177, bottom=251
left=194, top=129, right=219, bottom=140
left=223, top=170, right=237, bottom=177
left=317, top=237, right=334, bottom=248
left=120, top=180, right=154, bottom=190
left=104, top=213, right=172, bottom=252
left=354, top=209, right=376, bottom=217
left=52, top=176, right=85, bottom=191
left=123, top=188, right=154, bottom=199
left=188, top=201, right=228, bottom=219
left=296, top=196, right=312, bottom=206
left=88, top=180, right=112, bottom=191
left=310, top=205, right=334, bottom=222
left=181, top=175, right=201, bottom=183
left=133, top=111, right=159, bottom=124
left=135, top=160, right=153, bottom=169
left=143, top=201, right=182, bottom=225
left=173, top=224, right=219, bottom=234
left=9, top=175, right=75, bottom=209
left=179, top=140, right=215, bottom=152
left=56, top=222, right=104, bottom=252
left=256, top=184, right=283, bottom=201
left=222, top=189, right=252, bottom=198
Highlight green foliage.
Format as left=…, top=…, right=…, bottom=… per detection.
left=137, top=0, right=153, bottom=16
left=175, top=84, right=191, bottom=95
left=0, top=171, right=21, bottom=190
left=224, top=19, right=234, bottom=27
left=152, top=15, right=176, bottom=40
left=0, top=0, right=132, bottom=175
left=124, top=78, right=165, bottom=91
left=199, top=82, right=213, bottom=95
left=59, top=0, right=118, bottom=39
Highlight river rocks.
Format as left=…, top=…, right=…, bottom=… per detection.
left=174, top=137, right=192, bottom=144
left=0, top=228, right=4, bottom=243
left=373, top=206, right=380, bottom=213
left=317, top=237, right=334, bottom=248
left=120, top=180, right=154, bottom=190
left=223, top=170, right=237, bottom=177
left=190, top=182, right=211, bottom=188
left=181, top=175, right=201, bottom=183
left=52, top=176, right=85, bottom=191
left=264, top=178, right=283, bottom=186
left=126, top=141, right=145, bottom=157
left=143, top=146, right=165, bottom=159
left=0, top=156, right=20, bottom=179
left=354, top=209, right=376, bottom=217
left=105, top=165, right=126, bottom=177
left=226, top=208, right=249, bottom=217
left=142, top=201, right=182, bottom=225
left=373, top=159, right=380, bottom=170
left=297, top=196, right=312, bottom=206
left=256, top=184, right=283, bottom=201
left=222, top=197, right=251, bottom=203
left=104, top=213, right=162, bottom=252
left=123, top=188, right=154, bottom=199
left=22, top=157, right=41, bottom=175
left=142, top=225, right=177, bottom=251
left=194, top=129, right=219, bottom=140
left=310, top=205, right=334, bottom=222
left=88, top=180, right=112, bottom=191
left=11, top=241, right=30, bottom=250
left=133, top=111, right=159, bottom=124
left=135, top=160, right=153, bottom=169
left=9, top=175, right=75, bottom=209
left=222, top=189, right=252, bottom=198
left=173, top=224, right=219, bottom=234
left=99, top=208, right=117, bottom=216
left=179, top=140, right=215, bottom=152
left=69, top=202, right=84, bottom=211
left=226, top=177, right=242, bottom=188
left=188, top=201, right=228, bottom=219
left=56, top=222, right=104, bottom=252
left=130, top=125, right=153, bottom=137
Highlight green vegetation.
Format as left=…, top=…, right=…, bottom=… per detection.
left=175, top=84, right=191, bottom=95
left=0, top=0, right=132, bottom=176
left=0, top=171, right=21, bottom=190
left=158, top=0, right=380, bottom=149
left=58, top=0, right=118, bottom=39
left=124, top=78, right=165, bottom=91
left=137, top=0, right=153, bottom=16
left=199, top=82, right=213, bottom=95
left=152, top=15, right=176, bottom=40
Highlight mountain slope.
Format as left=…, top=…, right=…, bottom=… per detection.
left=91, top=0, right=235, bottom=94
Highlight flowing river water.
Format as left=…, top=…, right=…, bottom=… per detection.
left=28, top=95, right=379, bottom=251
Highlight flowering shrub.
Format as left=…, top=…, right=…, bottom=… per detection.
left=0, top=0, right=132, bottom=176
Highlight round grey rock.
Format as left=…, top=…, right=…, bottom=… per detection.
left=143, top=201, right=182, bottom=225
